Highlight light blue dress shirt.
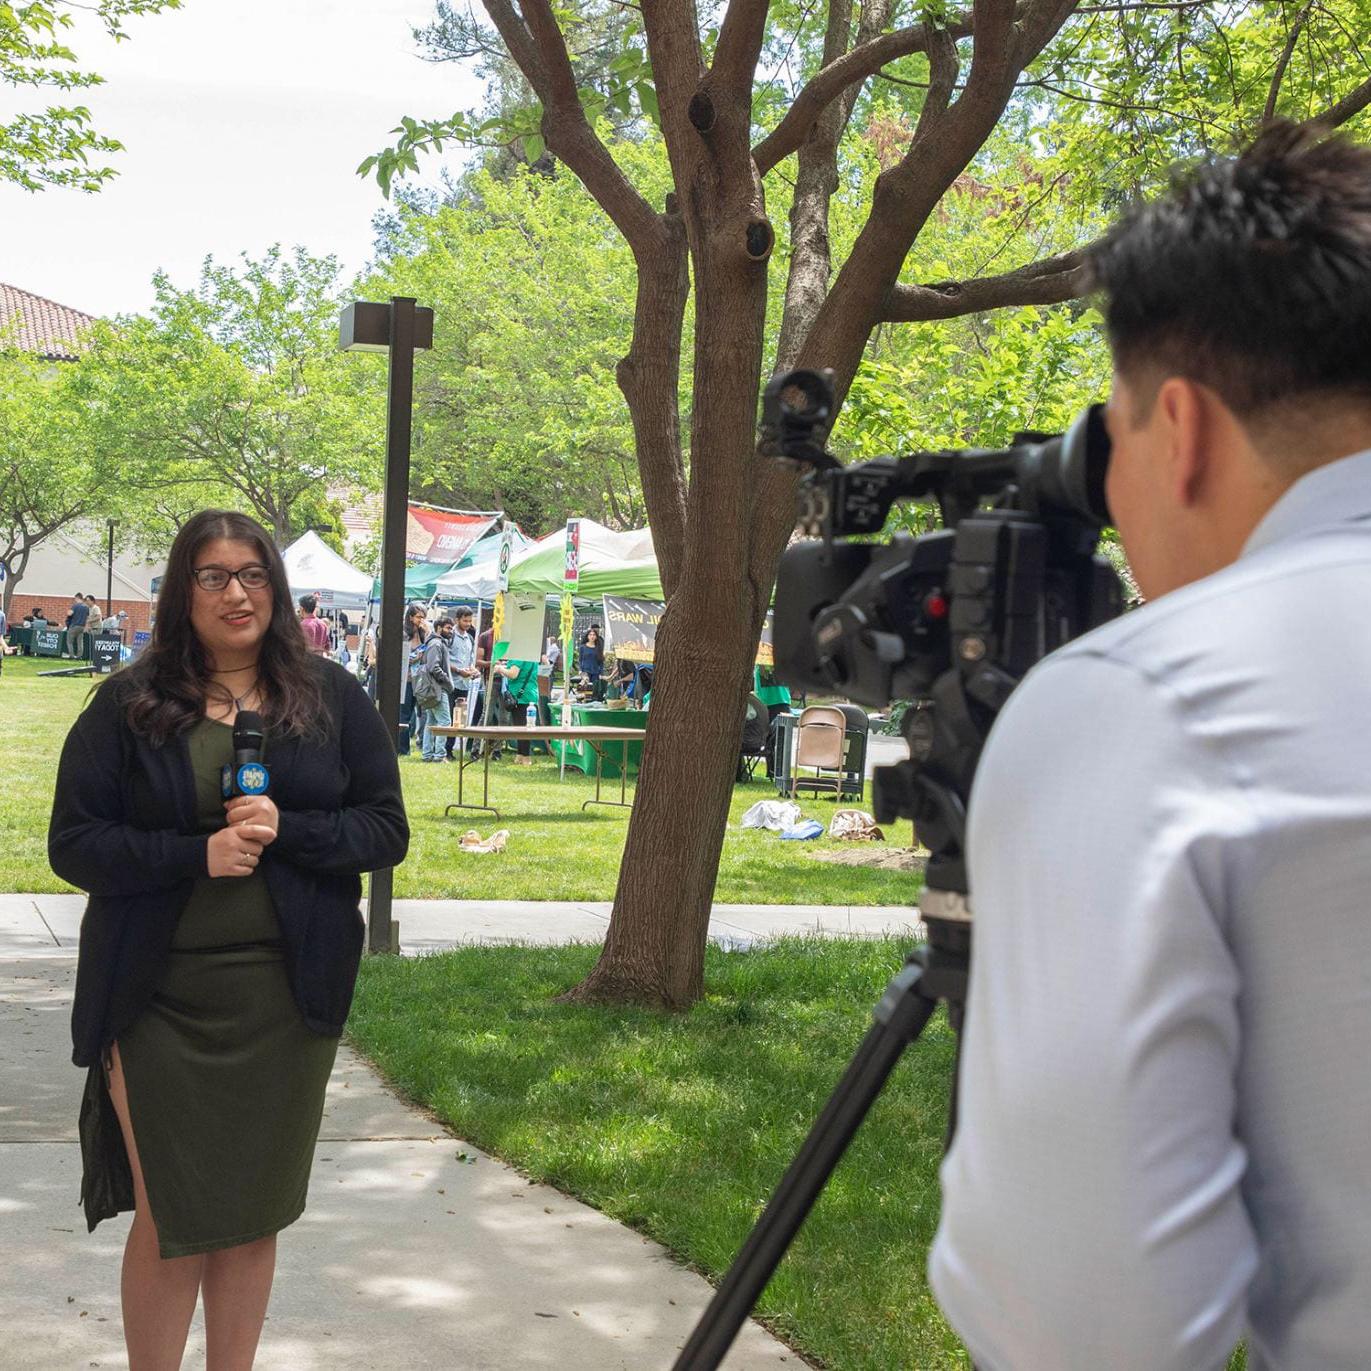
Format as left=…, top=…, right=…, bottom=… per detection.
left=449, top=626, right=476, bottom=692
left=929, top=449, right=1371, bottom=1370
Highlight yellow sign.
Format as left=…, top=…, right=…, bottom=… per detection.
left=492, top=592, right=506, bottom=640
left=559, top=592, right=574, bottom=644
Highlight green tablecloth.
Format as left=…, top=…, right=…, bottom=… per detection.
left=6, top=626, right=66, bottom=657
left=548, top=703, right=648, bottom=778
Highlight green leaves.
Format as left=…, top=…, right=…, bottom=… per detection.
left=359, top=144, right=682, bottom=532
left=0, top=0, right=181, bottom=191
left=71, top=247, right=386, bottom=547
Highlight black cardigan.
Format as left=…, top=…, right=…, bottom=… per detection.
left=49, top=658, right=408, bottom=1232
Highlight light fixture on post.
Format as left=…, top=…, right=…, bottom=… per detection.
left=339, top=296, right=434, bottom=955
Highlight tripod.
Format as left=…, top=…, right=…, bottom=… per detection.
left=672, top=895, right=971, bottom=1370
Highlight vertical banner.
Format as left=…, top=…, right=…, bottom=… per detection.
left=564, top=518, right=582, bottom=589
left=558, top=591, right=575, bottom=779
left=497, top=524, right=516, bottom=593
left=489, top=525, right=516, bottom=716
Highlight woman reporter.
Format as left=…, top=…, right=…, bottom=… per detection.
left=49, top=510, right=408, bottom=1370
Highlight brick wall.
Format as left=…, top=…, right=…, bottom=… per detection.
left=5, top=595, right=153, bottom=638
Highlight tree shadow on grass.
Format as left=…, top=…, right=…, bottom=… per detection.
left=348, top=938, right=964, bottom=1370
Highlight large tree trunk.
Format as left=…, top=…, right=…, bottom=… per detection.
left=564, top=3, right=774, bottom=1007
left=487, top=0, right=1084, bottom=1010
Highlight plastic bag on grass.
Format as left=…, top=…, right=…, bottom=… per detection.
left=740, top=800, right=802, bottom=832
left=779, top=819, right=825, bottom=841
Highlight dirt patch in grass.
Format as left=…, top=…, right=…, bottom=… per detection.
left=808, top=845, right=927, bottom=873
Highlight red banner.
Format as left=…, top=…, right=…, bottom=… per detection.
left=406, top=506, right=499, bottom=567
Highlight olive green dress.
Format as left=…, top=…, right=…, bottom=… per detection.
left=117, top=717, right=339, bottom=1258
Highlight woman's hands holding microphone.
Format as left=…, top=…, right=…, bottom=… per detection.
left=208, top=795, right=280, bottom=878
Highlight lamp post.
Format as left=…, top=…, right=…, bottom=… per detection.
left=339, top=296, right=434, bottom=954
left=106, top=519, right=116, bottom=618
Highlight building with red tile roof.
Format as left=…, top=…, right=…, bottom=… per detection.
left=0, top=282, right=96, bottom=361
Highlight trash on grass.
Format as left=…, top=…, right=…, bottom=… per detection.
left=739, top=800, right=802, bottom=831
left=459, top=829, right=510, bottom=854
left=779, top=819, right=825, bottom=841
left=828, top=809, right=885, bottom=842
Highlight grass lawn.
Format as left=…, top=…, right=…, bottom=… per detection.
left=0, top=655, right=922, bottom=905
left=347, top=936, right=963, bottom=1370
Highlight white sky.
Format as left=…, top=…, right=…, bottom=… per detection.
left=0, top=0, right=480, bottom=319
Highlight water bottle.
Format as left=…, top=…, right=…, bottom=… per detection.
left=526, top=702, right=538, bottom=728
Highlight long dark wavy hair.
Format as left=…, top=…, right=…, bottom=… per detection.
left=119, top=509, right=326, bottom=745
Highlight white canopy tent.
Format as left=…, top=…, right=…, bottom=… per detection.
left=431, top=525, right=536, bottom=604
left=281, top=530, right=373, bottom=612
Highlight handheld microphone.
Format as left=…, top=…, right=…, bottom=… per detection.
left=221, top=710, right=270, bottom=798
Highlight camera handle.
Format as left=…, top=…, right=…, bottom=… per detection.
left=672, top=914, right=970, bottom=1371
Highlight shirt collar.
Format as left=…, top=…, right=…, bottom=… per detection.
left=1242, top=447, right=1371, bottom=559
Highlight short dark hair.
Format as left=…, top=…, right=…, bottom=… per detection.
left=299, top=593, right=317, bottom=614
left=435, top=616, right=454, bottom=630
left=1089, top=122, right=1371, bottom=419
left=455, top=606, right=474, bottom=619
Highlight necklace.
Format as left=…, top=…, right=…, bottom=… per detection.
left=207, top=664, right=260, bottom=715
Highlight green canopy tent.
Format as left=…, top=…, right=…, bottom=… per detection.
left=505, top=519, right=662, bottom=600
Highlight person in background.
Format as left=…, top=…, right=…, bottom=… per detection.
left=66, top=591, right=90, bottom=660
left=445, top=607, right=480, bottom=759
left=578, top=626, right=605, bottom=700
left=106, top=610, right=128, bottom=645
left=402, top=605, right=430, bottom=755
left=535, top=653, right=554, bottom=727
left=359, top=624, right=377, bottom=700
left=297, top=595, right=331, bottom=658
left=473, top=618, right=501, bottom=760
left=417, top=616, right=456, bottom=763
left=494, top=652, right=540, bottom=757
left=0, top=603, right=11, bottom=674
left=86, top=595, right=104, bottom=636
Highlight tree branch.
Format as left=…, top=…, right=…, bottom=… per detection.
left=1264, top=0, right=1315, bottom=124
left=882, top=247, right=1093, bottom=322
left=1013, top=0, right=1084, bottom=69
left=712, top=0, right=771, bottom=89
left=480, top=0, right=661, bottom=252
left=475, top=0, right=542, bottom=83
left=1311, top=72, right=1371, bottom=129
left=915, top=21, right=960, bottom=139
left=753, top=13, right=980, bottom=174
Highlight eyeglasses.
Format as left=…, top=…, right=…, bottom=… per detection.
left=192, top=564, right=272, bottom=592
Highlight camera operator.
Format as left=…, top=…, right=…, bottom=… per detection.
left=929, top=123, right=1371, bottom=1369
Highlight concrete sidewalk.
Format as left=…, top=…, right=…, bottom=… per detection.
left=0, top=895, right=920, bottom=1369
left=2, top=893, right=922, bottom=958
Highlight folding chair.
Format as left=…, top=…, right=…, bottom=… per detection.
left=737, top=693, right=770, bottom=782
left=788, top=705, right=847, bottom=799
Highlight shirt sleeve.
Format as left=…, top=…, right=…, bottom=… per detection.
left=928, top=652, right=1257, bottom=1371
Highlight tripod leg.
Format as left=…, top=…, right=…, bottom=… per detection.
left=673, top=963, right=940, bottom=1371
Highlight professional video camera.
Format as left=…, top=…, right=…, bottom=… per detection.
left=764, top=366, right=1123, bottom=898
left=674, top=370, right=1125, bottom=1369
